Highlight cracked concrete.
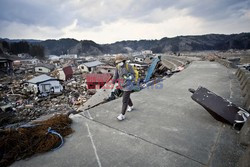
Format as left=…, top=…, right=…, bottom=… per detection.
left=12, top=61, right=245, bottom=167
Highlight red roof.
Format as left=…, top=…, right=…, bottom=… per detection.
left=86, top=73, right=112, bottom=83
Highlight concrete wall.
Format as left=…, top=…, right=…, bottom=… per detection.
left=235, top=68, right=250, bottom=111
left=236, top=68, right=250, bottom=166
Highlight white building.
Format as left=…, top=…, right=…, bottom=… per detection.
left=141, top=50, right=153, bottom=55
left=35, top=64, right=55, bottom=73
left=78, top=60, right=104, bottom=73
left=48, top=55, right=60, bottom=61
left=20, top=58, right=40, bottom=65
left=25, top=74, right=63, bottom=95
left=60, top=54, right=78, bottom=59
left=85, top=56, right=95, bottom=61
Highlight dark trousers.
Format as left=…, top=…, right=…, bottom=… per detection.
left=122, top=91, right=133, bottom=115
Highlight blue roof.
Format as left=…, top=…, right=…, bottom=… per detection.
left=27, top=74, right=56, bottom=83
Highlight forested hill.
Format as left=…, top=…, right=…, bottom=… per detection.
left=1, top=33, right=250, bottom=57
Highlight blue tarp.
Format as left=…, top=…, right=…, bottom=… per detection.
left=144, top=56, right=161, bottom=83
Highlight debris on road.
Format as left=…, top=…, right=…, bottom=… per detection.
left=0, top=114, right=73, bottom=167
left=189, top=86, right=249, bottom=130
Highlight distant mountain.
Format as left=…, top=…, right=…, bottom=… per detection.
left=0, top=38, right=42, bottom=43
left=103, top=40, right=159, bottom=54
left=40, top=38, right=79, bottom=55
left=105, top=33, right=250, bottom=53
left=69, top=40, right=104, bottom=56
left=68, top=33, right=250, bottom=55
left=154, top=33, right=250, bottom=52
left=1, top=33, right=250, bottom=56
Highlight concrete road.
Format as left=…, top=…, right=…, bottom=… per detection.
left=12, top=61, right=245, bottom=167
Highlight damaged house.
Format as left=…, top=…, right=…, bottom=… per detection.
left=20, top=58, right=40, bottom=65
left=78, top=60, right=104, bottom=73
left=55, top=66, right=73, bottom=81
left=35, top=64, right=55, bottom=74
left=86, top=73, right=112, bottom=89
left=0, top=53, right=17, bottom=75
left=25, top=74, right=63, bottom=95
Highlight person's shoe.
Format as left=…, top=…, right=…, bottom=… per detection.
left=117, top=114, right=125, bottom=121
left=127, top=105, right=134, bottom=112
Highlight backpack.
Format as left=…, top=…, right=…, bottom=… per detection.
left=116, top=63, right=139, bottom=82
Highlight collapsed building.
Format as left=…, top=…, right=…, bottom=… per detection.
left=24, top=74, right=63, bottom=96
left=52, top=66, right=74, bottom=81
left=35, top=64, right=55, bottom=74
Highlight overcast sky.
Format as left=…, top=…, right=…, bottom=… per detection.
left=0, top=0, right=250, bottom=43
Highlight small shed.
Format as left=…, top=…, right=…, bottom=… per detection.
left=26, top=74, right=63, bottom=95
left=35, top=64, right=55, bottom=73
left=78, top=60, right=104, bottom=73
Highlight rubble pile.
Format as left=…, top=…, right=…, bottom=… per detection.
left=202, top=54, right=218, bottom=61
left=152, top=61, right=171, bottom=77
left=135, top=65, right=148, bottom=81
left=63, top=74, right=95, bottom=105
left=0, top=54, right=192, bottom=129
left=0, top=114, right=73, bottom=167
left=0, top=74, right=93, bottom=128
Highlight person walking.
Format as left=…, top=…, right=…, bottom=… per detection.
left=112, top=54, right=135, bottom=121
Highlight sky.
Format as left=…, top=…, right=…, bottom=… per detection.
left=0, top=0, right=250, bottom=44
